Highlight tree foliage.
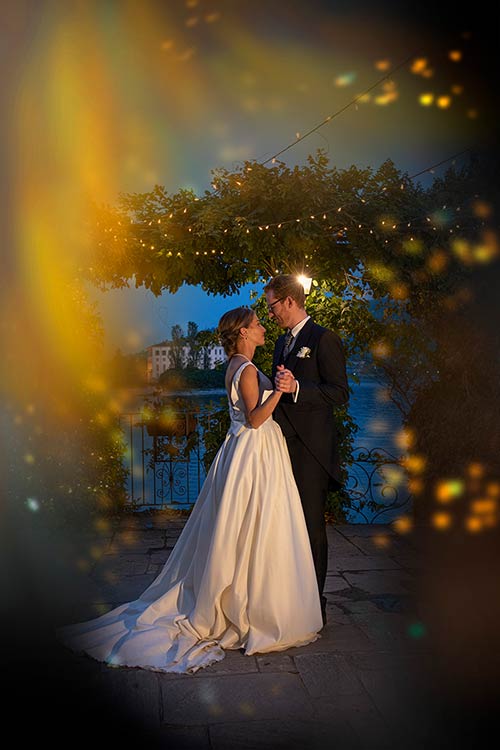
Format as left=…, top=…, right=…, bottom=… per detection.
left=85, top=150, right=499, bottom=522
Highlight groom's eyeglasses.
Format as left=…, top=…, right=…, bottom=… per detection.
left=267, top=296, right=286, bottom=313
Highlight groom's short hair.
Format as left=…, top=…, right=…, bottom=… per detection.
left=264, top=274, right=305, bottom=308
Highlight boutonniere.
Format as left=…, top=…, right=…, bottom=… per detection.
left=296, top=346, right=311, bottom=359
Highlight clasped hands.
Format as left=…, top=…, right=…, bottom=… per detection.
left=275, top=364, right=297, bottom=394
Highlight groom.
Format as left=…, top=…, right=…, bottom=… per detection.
left=265, top=275, right=349, bottom=626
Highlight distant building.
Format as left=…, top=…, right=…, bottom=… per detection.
left=146, top=341, right=227, bottom=382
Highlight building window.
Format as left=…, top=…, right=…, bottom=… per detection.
left=155, top=349, right=160, bottom=355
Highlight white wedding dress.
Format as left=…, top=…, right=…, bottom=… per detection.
left=57, top=361, right=323, bottom=673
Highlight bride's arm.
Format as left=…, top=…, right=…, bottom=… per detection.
left=239, top=365, right=282, bottom=429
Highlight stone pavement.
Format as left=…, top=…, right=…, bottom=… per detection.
left=51, top=512, right=441, bottom=749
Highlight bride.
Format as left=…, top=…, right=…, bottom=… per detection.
left=57, top=306, right=323, bottom=674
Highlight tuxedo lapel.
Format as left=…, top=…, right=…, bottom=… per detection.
left=273, top=333, right=287, bottom=375
left=285, top=318, right=315, bottom=370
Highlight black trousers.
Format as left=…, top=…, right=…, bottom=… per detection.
left=285, top=434, right=330, bottom=610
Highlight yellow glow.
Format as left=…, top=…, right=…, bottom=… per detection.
left=448, top=50, right=463, bottom=62
left=382, top=467, right=406, bottom=487
left=95, top=517, right=111, bottom=532
left=402, top=238, right=423, bottom=254
left=471, top=499, right=497, bottom=514
left=297, top=275, right=312, bottom=294
left=389, top=283, right=409, bottom=300
left=419, top=93, right=434, bottom=106
left=427, top=250, right=449, bottom=273
left=435, top=479, right=464, bottom=502
left=473, top=231, right=499, bottom=263
left=393, top=516, right=413, bottom=534
left=368, top=264, right=395, bottom=283
left=472, top=201, right=492, bottom=218
left=371, top=340, right=392, bottom=359
left=411, top=58, right=428, bottom=75
left=432, top=512, right=452, bottom=530
left=375, top=89, right=399, bottom=105
left=483, top=515, right=498, bottom=528
left=467, top=462, right=484, bottom=479
left=373, top=533, right=391, bottom=549
left=368, top=418, right=390, bottom=434
left=403, top=454, right=427, bottom=474
left=375, top=59, right=391, bottom=71
left=465, top=516, right=482, bottom=533
left=84, top=376, right=108, bottom=394
left=394, top=428, right=416, bottom=451
left=437, top=95, right=452, bottom=109
left=452, top=238, right=474, bottom=264
left=451, top=84, right=464, bottom=95
left=486, top=483, right=500, bottom=497
left=408, top=478, right=424, bottom=495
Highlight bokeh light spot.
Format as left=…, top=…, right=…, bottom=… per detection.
left=373, top=533, right=391, bottom=549
left=394, top=427, right=416, bottom=451
left=393, top=515, right=413, bottom=534
left=432, top=512, right=452, bottom=530
left=419, top=93, right=434, bottom=106
left=467, top=462, right=484, bottom=479
left=437, top=95, right=452, bottom=109
left=408, top=621, right=426, bottom=639
left=465, top=516, right=482, bottom=533
left=404, top=454, right=427, bottom=475
left=334, top=72, right=357, bottom=87
left=26, top=497, right=40, bottom=512
left=435, top=479, right=464, bottom=503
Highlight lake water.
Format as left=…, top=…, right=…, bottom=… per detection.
left=120, top=375, right=411, bottom=523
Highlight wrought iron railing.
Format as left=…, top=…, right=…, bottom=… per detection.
left=118, top=409, right=412, bottom=523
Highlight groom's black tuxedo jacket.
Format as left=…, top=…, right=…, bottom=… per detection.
left=271, top=318, right=349, bottom=485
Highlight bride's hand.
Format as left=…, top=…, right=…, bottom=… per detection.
left=275, top=365, right=296, bottom=393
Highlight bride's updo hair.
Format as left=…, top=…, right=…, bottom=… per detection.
left=217, top=307, right=255, bottom=357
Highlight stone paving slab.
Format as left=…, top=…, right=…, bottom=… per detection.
left=192, top=649, right=259, bottom=676
left=312, top=693, right=394, bottom=750
left=323, top=573, right=351, bottom=592
left=255, top=652, right=298, bottom=673
left=52, top=513, right=434, bottom=748
left=87, top=573, right=158, bottom=604
left=294, top=652, right=369, bottom=698
left=343, top=570, right=415, bottom=595
left=160, top=672, right=315, bottom=725
left=98, top=667, right=163, bottom=728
